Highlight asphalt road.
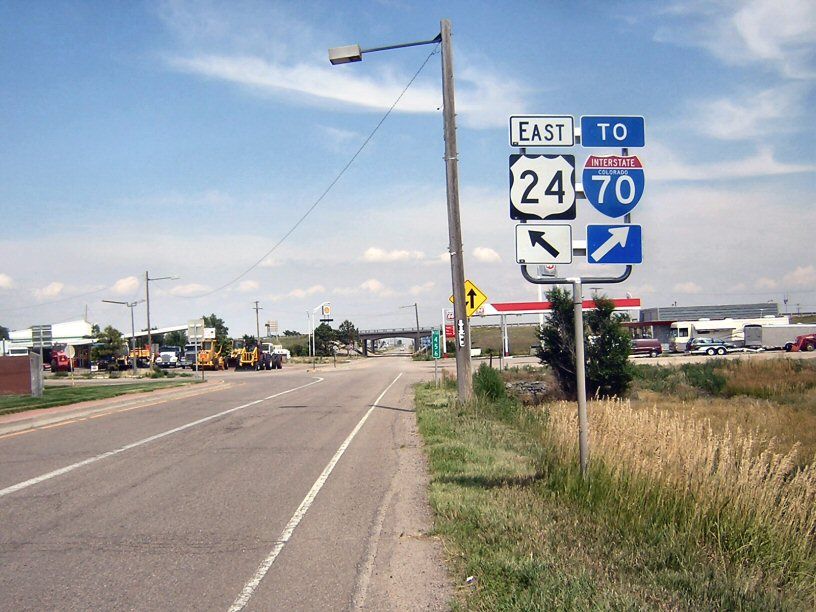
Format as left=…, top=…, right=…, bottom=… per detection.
left=0, top=358, right=449, bottom=611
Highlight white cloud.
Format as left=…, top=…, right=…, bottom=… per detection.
left=359, top=278, right=396, bottom=297
left=656, top=0, right=816, bottom=78
left=238, top=280, right=259, bottom=293
left=34, top=282, right=64, bottom=300
left=472, top=247, right=501, bottom=263
left=166, top=52, right=527, bottom=129
left=647, top=143, right=815, bottom=181
left=170, top=283, right=211, bottom=297
left=756, top=277, right=778, bottom=290
left=111, top=275, right=139, bottom=295
left=409, top=281, right=434, bottom=296
left=362, top=247, right=425, bottom=263
left=0, top=273, right=13, bottom=289
left=692, top=85, right=803, bottom=141
left=673, top=281, right=702, bottom=294
left=287, top=284, right=325, bottom=299
left=259, top=257, right=282, bottom=268
left=782, top=265, right=816, bottom=287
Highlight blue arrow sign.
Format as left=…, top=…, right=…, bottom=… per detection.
left=582, top=155, right=645, bottom=218
left=581, top=116, right=645, bottom=148
left=586, top=225, right=642, bottom=264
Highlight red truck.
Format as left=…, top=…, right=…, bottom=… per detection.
left=50, top=345, right=74, bottom=372
left=787, top=334, right=816, bottom=352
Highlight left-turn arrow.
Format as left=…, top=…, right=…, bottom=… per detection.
left=528, top=231, right=560, bottom=258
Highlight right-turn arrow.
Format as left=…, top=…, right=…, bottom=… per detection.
left=591, top=226, right=630, bottom=262
left=528, top=230, right=560, bottom=258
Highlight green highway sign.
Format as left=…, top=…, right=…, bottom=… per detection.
left=432, top=329, right=442, bottom=359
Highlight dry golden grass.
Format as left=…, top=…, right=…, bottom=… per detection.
left=634, top=390, right=816, bottom=463
left=719, top=357, right=816, bottom=398
left=542, top=399, right=816, bottom=584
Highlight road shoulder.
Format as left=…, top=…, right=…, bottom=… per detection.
left=357, top=380, right=452, bottom=611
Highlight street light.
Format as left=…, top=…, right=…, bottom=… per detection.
left=145, top=271, right=179, bottom=363
left=400, top=302, right=421, bottom=352
left=329, top=20, right=472, bottom=401
left=102, top=299, right=144, bottom=374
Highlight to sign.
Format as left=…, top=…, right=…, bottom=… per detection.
left=582, top=155, right=645, bottom=218
left=586, top=224, right=643, bottom=264
left=515, top=224, right=572, bottom=264
left=432, top=330, right=442, bottom=359
left=509, top=154, right=576, bottom=220
left=510, top=115, right=574, bottom=147
left=581, top=116, right=645, bottom=148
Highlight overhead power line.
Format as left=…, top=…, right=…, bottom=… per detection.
left=173, top=45, right=440, bottom=300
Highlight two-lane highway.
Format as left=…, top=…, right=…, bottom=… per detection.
left=0, top=359, right=449, bottom=610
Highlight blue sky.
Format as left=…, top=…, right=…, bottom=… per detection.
left=1, top=0, right=814, bottom=335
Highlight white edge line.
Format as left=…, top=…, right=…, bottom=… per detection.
left=0, top=377, right=325, bottom=499
left=228, top=372, right=404, bottom=612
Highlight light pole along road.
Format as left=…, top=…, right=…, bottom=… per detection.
left=329, top=18, right=473, bottom=401
left=101, top=298, right=144, bottom=374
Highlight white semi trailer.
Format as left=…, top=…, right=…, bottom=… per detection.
left=743, top=323, right=816, bottom=351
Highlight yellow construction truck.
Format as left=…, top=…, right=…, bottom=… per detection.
left=196, top=337, right=226, bottom=370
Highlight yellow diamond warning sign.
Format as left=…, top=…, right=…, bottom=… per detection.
left=449, top=279, right=488, bottom=318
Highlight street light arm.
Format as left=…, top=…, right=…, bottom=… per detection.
left=362, top=34, right=441, bottom=55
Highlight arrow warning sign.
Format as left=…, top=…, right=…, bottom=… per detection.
left=586, top=224, right=642, bottom=264
left=515, top=224, right=572, bottom=264
left=449, top=279, right=488, bottom=318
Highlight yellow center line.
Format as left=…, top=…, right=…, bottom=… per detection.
left=0, top=381, right=233, bottom=440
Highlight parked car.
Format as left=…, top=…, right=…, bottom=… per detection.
left=631, top=338, right=662, bottom=358
left=686, top=338, right=735, bottom=356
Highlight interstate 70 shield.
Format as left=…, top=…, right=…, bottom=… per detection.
left=582, top=155, right=645, bottom=218
left=509, top=154, right=576, bottom=221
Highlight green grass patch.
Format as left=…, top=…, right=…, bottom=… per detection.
left=416, top=384, right=815, bottom=610
left=0, top=381, right=191, bottom=416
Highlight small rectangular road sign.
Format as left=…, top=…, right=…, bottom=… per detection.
left=586, top=224, right=642, bottom=264
left=580, top=116, right=645, bottom=148
left=510, top=115, right=574, bottom=147
left=432, top=329, right=441, bottom=359
left=515, top=224, right=572, bottom=264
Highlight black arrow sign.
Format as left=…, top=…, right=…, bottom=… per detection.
left=528, top=230, right=560, bottom=258
left=467, top=288, right=478, bottom=309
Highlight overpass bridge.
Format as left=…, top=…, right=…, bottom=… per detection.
left=358, top=327, right=434, bottom=355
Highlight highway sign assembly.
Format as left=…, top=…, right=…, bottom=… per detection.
left=449, top=279, right=488, bottom=318
left=580, top=116, right=645, bottom=148
left=582, top=155, right=645, bottom=218
left=509, top=154, right=576, bottom=220
left=515, top=224, right=572, bottom=264
left=509, top=115, right=574, bottom=147
left=508, top=111, right=646, bottom=479
left=586, top=224, right=642, bottom=264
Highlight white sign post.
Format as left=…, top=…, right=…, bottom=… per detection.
left=188, top=318, right=205, bottom=381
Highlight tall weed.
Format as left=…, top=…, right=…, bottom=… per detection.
left=540, top=399, right=816, bottom=597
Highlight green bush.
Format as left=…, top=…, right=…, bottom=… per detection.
left=473, top=363, right=506, bottom=401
